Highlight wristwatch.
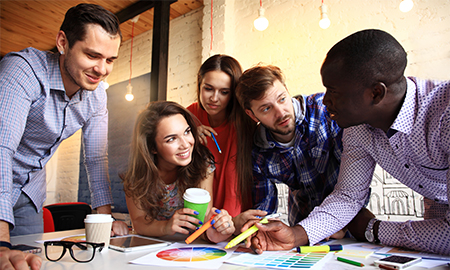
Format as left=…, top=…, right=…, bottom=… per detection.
left=364, top=218, right=380, bottom=244
left=0, top=241, right=12, bottom=249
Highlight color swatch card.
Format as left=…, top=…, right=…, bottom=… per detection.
left=226, top=249, right=333, bottom=269
left=130, top=242, right=236, bottom=269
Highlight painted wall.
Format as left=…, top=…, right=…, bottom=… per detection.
left=202, top=0, right=449, bottom=95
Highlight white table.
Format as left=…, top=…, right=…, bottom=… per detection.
left=11, top=229, right=449, bottom=269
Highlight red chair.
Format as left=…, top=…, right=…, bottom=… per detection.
left=43, top=202, right=92, bottom=232
left=43, top=207, right=55, bottom=233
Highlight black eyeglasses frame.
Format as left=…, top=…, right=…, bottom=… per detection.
left=44, top=241, right=104, bottom=263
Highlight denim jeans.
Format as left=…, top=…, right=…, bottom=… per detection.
left=10, top=192, right=43, bottom=236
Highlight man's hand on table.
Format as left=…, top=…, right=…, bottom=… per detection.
left=242, top=220, right=309, bottom=254
left=111, top=220, right=129, bottom=236
left=0, top=247, right=42, bottom=270
left=95, top=204, right=129, bottom=236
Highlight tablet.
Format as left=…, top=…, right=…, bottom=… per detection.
left=109, top=235, right=171, bottom=252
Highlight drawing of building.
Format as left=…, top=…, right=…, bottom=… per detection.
left=276, top=165, right=424, bottom=224
left=369, top=165, right=424, bottom=221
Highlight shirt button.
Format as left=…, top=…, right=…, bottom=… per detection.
left=418, top=185, right=423, bottom=188
left=404, top=164, right=409, bottom=168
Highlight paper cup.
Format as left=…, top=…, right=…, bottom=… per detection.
left=183, top=188, right=210, bottom=227
left=84, top=214, right=113, bottom=250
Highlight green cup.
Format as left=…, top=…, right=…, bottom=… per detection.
left=183, top=188, right=211, bottom=227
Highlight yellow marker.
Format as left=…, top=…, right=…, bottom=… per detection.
left=297, top=244, right=343, bottom=253
left=225, top=213, right=281, bottom=249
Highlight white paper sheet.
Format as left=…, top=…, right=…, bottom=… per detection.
left=130, top=242, right=236, bottom=269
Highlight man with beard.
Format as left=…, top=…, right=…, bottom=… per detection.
left=0, top=4, right=128, bottom=269
left=234, top=65, right=343, bottom=229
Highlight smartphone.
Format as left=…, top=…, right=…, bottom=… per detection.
left=11, top=244, right=42, bottom=254
left=374, top=255, right=421, bottom=269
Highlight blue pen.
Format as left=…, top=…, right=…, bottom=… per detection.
left=210, top=132, right=222, bottom=153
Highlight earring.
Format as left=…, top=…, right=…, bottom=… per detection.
left=60, top=51, right=64, bottom=55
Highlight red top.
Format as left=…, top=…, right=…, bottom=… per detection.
left=187, top=103, right=241, bottom=217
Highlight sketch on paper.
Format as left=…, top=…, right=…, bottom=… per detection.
left=276, top=165, right=424, bottom=224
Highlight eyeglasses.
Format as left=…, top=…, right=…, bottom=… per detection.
left=44, top=241, right=104, bottom=263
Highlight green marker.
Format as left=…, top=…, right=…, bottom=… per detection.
left=337, top=256, right=365, bottom=267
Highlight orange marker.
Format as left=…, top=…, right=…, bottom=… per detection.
left=185, top=215, right=216, bottom=244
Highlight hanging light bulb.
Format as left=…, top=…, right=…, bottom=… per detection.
left=254, top=0, right=269, bottom=31
left=399, top=0, right=414, bottom=12
left=125, top=15, right=139, bottom=102
left=319, top=3, right=331, bottom=29
left=254, top=7, right=269, bottom=31
left=125, top=83, right=134, bottom=101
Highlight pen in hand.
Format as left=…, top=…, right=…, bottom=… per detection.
left=210, top=132, right=222, bottom=153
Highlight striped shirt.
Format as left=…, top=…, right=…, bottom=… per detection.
left=300, top=77, right=450, bottom=255
left=0, top=47, right=113, bottom=227
left=252, top=94, right=342, bottom=225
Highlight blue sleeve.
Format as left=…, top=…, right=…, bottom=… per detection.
left=82, top=90, right=113, bottom=209
left=0, top=54, right=36, bottom=225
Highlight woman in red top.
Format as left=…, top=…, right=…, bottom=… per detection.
left=187, top=55, right=266, bottom=231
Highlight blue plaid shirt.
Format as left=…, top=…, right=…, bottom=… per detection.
left=0, top=47, right=113, bottom=227
left=252, top=94, right=342, bottom=225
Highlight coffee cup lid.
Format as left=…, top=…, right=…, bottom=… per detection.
left=183, top=188, right=211, bottom=204
left=84, top=214, right=114, bottom=223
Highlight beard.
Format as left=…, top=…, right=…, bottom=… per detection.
left=261, top=114, right=295, bottom=137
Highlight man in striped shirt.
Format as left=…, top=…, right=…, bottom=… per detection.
left=0, top=4, right=128, bottom=269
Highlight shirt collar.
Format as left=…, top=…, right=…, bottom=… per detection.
left=389, top=77, right=417, bottom=135
left=48, top=53, right=65, bottom=92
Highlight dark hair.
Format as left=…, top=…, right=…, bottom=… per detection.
left=322, top=29, right=407, bottom=88
left=122, top=101, right=214, bottom=220
left=236, top=65, right=286, bottom=110
left=234, top=65, right=287, bottom=209
left=197, top=54, right=243, bottom=123
left=60, top=3, right=122, bottom=48
left=195, top=54, right=253, bottom=209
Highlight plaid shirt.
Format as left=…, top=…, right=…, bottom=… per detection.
left=252, top=94, right=342, bottom=225
left=0, top=47, right=113, bottom=227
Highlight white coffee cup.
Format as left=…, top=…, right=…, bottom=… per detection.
left=84, top=214, right=113, bottom=250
